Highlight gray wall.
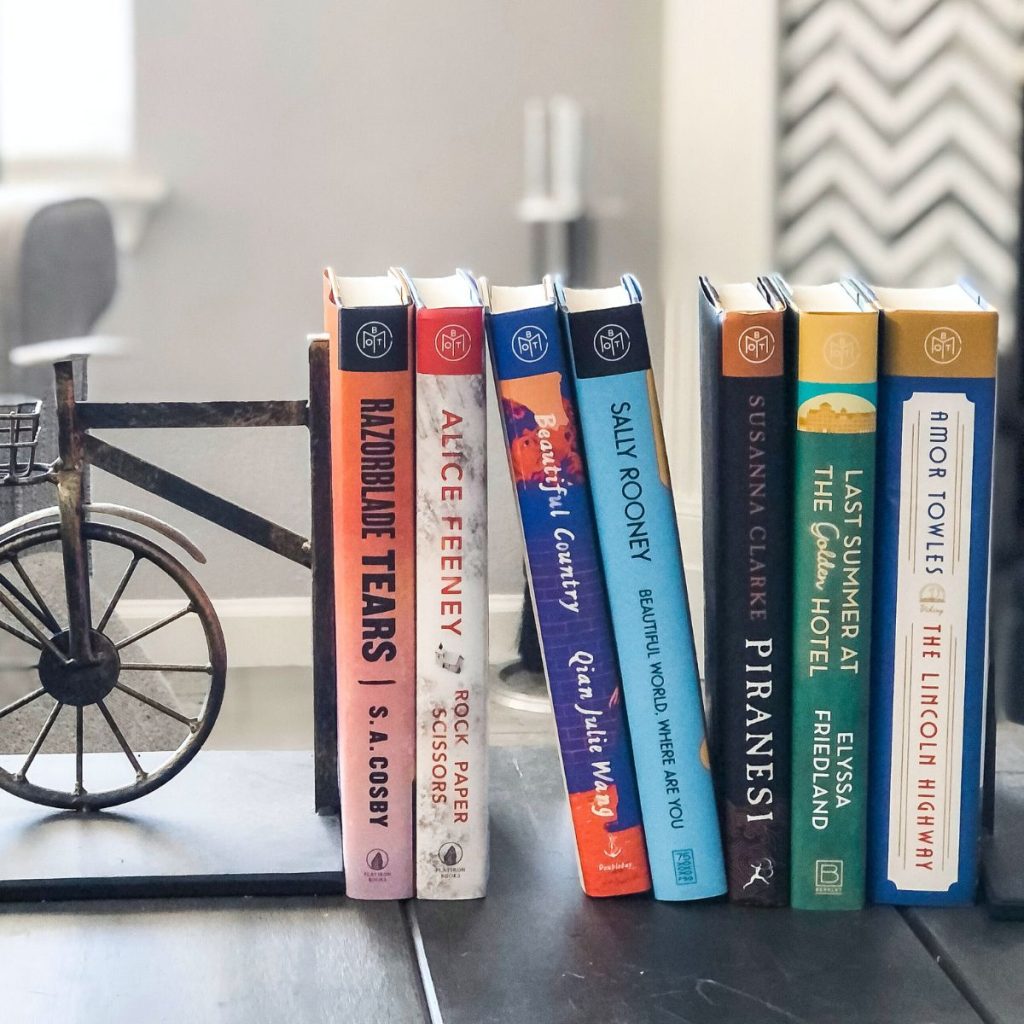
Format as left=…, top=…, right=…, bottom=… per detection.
left=97, top=0, right=663, bottom=600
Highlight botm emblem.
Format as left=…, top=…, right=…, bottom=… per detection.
left=511, top=325, right=548, bottom=363
left=356, top=321, right=394, bottom=359
left=594, top=323, right=630, bottom=362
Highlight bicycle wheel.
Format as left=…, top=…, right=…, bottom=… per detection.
left=0, top=521, right=226, bottom=809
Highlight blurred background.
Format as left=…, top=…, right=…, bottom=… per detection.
left=0, top=0, right=1021, bottom=744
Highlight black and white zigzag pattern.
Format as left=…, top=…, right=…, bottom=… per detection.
left=778, top=0, right=1024, bottom=332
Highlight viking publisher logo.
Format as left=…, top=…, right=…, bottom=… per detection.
left=924, top=326, right=963, bottom=365
left=814, top=858, right=844, bottom=895
left=356, top=321, right=393, bottom=359
left=435, top=324, right=472, bottom=363
left=737, top=325, right=776, bottom=364
left=511, top=325, right=548, bottom=363
left=594, top=323, right=630, bottom=362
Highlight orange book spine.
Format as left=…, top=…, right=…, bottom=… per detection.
left=323, top=272, right=415, bottom=899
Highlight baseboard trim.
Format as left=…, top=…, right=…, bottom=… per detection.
left=118, top=593, right=527, bottom=670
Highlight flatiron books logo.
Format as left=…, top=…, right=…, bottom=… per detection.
left=435, top=324, right=472, bottom=363
left=924, top=326, right=963, bottom=365
left=823, top=332, right=860, bottom=371
left=366, top=848, right=389, bottom=871
left=511, top=325, right=548, bottom=363
left=356, top=321, right=394, bottom=359
left=593, top=323, right=630, bottom=362
left=737, top=325, right=776, bottom=364
left=437, top=842, right=464, bottom=867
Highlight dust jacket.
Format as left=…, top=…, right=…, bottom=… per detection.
left=485, top=281, right=651, bottom=897
left=559, top=275, right=725, bottom=901
left=776, top=278, right=878, bottom=910
left=864, top=283, right=997, bottom=906
left=323, top=269, right=415, bottom=900
left=699, top=276, right=791, bottom=906
left=395, top=269, right=489, bottom=900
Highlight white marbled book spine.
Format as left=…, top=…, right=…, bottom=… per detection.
left=415, top=354, right=488, bottom=898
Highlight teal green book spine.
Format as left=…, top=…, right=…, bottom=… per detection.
left=788, top=300, right=878, bottom=909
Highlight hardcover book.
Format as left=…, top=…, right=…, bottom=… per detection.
left=485, top=281, right=651, bottom=897
left=323, top=269, right=415, bottom=900
left=776, top=278, right=878, bottom=910
left=559, top=275, right=725, bottom=901
left=864, top=283, right=997, bottom=906
left=698, top=276, right=792, bottom=906
left=397, top=269, right=489, bottom=899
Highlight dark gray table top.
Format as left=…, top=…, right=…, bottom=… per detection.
left=2, top=744, right=1023, bottom=1024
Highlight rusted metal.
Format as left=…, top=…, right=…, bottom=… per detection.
left=83, top=433, right=311, bottom=568
left=54, top=361, right=94, bottom=663
left=79, top=401, right=309, bottom=431
left=307, top=335, right=340, bottom=815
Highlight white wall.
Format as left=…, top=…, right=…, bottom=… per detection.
left=660, top=0, right=778, bottom=664
left=95, top=1, right=663, bottom=604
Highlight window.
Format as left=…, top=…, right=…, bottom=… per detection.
left=0, top=0, right=134, bottom=169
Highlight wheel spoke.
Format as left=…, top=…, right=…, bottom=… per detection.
left=120, top=663, right=213, bottom=674
left=114, top=681, right=197, bottom=731
left=0, top=616, right=42, bottom=651
left=0, top=589, right=67, bottom=663
left=17, top=700, right=62, bottom=779
left=75, top=706, right=84, bottom=795
left=96, top=700, right=146, bottom=777
left=0, top=574, right=53, bottom=634
left=0, top=686, right=45, bottom=721
left=97, top=555, right=141, bottom=632
left=8, top=555, right=61, bottom=633
left=115, top=604, right=192, bottom=651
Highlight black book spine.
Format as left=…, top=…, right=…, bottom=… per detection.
left=699, top=282, right=792, bottom=906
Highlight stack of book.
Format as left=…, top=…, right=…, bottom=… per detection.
left=321, top=265, right=997, bottom=910
left=701, top=277, right=997, bottom=909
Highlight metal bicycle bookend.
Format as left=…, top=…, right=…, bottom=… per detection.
left=0, top=339, right=337, bottom=813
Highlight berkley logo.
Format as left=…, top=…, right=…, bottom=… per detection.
left=356, top=321, right=393, bottom=359
left=594, top=323, right=630, bottom=362
left=924, top=326, right=963, bottom=365
left=511, top=325, right=548, bottom=363
left=435, top=324, right=472, bottom=362
left=737, top=325, right=775, bottom=364
left=823, top=332, right=859, bottom=371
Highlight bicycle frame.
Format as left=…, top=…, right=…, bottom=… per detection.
left=45, top=337, right=339, bottom=813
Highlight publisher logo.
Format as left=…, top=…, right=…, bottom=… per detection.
left=814, top=859, right=844, bottom=895
left=924, top=326, right=963, bottom=365
left=919, top=583, right=946, bottom=615
left=435, top=324, right=472, bottom=363
left=823, top=332, right=859, bottom=371
left=672, top=848, right=697, bottom=886
left=438, top=842, right=463, bottom=867
left=356, top=321, right=393, bottom=359
left=366, top=848, right=389, bottom=871
left=737, top=326, right=776, bottom=364
left=511, top=325, right=548, bottom=363
left=594, top=323, right=630, bottom=362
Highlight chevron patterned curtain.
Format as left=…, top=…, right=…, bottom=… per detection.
left=778, top=0, right=1024, bottom=341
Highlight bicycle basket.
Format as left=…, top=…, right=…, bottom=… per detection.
left=0, top=398, right=42, bottom=481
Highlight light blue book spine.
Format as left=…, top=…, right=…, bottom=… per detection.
left=561, top=288, right=726, bottom=900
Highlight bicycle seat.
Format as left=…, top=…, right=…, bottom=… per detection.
left=9, top=334, right=132, bottom=367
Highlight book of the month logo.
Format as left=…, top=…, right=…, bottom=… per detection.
left=435, top=324, right=472, bottom=362
left=511, top=325, right=548, bottom=363
left=356, top=321, right=393, bottom=359
left=823, top=332, right=859, bottom=371
left=594, top=323, right=630, bottom=362
left=737, top=326, right=775, bottom=364
left=924, top=326, right=963, bottom=365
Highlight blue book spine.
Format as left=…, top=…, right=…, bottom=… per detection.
left=486, top=299, right=651, bottom=898
left=869, top=307, right=997, bottom=905
left=561, top=296, right=726, bottom=900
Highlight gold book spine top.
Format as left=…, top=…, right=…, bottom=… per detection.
left=879, top=309, right=997, bottom=379
left=796, top=310, right=879, bottom=386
